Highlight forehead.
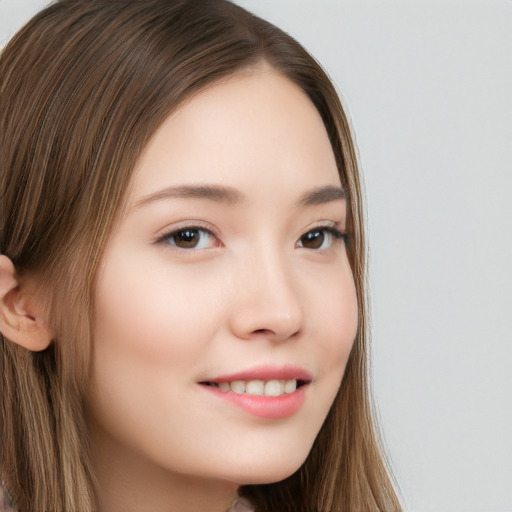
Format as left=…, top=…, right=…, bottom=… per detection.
left=129, top=68, right=341, bottom=204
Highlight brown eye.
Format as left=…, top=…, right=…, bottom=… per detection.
left=164, top=228, right=213, bottom=249
left=297, top=227, right=345, bottom=250
left=299, top=229, right=325, bottom=249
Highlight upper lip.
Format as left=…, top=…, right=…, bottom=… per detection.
left=201, top=364, right=313, bottom=384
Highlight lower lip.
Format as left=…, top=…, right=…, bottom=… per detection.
left=201, top=384, right=308, bottom=419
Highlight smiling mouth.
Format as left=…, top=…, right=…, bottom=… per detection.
left=199, top=379, right=308, bottom=397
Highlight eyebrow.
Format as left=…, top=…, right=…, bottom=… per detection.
left=295, top=185, right=346, bottom=207
left=134, top=184, right=243, bottom=209
left=133, top=183, right=346, bottom=209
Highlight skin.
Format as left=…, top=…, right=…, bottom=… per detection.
left=86, top=66, right=358, bottom=512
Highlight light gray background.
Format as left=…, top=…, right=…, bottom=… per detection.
left=1, top=1, right=511, bottom=511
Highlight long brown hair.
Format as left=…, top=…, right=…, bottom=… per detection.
left=0, top=1, right=401, bottom=510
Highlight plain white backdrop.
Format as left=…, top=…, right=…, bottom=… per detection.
left=1, top=1, right=511, bottom=511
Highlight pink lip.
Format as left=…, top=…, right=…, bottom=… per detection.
left=205, top=364, right=313, bottom=384
left=202, top=385, right=308, bottom=419
left=199, top=365, right=312, bottom=419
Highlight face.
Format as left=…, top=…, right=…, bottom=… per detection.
left=88, top=67, right=358, bottom=487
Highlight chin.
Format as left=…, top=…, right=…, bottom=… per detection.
left=224, top=451, right=309, bottom=486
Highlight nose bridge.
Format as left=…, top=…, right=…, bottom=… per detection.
left=230, top=241, right=304, bottom=341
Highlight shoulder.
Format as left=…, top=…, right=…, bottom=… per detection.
left=0, top=481, right=17, bottom=512
left=229, top=497, right=255, bottom=512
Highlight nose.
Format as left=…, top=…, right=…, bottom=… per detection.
left=228, top=249, right=304, bottom=342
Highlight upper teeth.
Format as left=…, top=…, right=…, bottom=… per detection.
left=216, top=379, right=297, bottom=396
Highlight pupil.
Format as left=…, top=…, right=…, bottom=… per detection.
left=176, top=229, right=199, bottom=247
left=303, top=230, right=324, bottom=249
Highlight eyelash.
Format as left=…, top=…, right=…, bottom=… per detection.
left=156, top=224, right=347, bottom=251
left=297, top=226, right=347, bottom=250
left=156, top=225, right=219, bottom=250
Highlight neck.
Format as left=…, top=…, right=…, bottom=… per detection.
left=88, top=419, right=239, bottom=512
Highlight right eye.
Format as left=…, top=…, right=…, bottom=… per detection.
left=297, top=226, right=346, bottom=251
left=160, top=227, right=217, bottom=250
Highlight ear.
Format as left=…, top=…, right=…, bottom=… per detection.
left=0, top=255, right=53, bottom=351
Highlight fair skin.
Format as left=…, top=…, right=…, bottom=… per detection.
left=0, top=66, right=358, bottom=512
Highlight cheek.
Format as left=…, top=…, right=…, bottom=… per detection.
left=93, top=252, right=220, bottom=364
left=88, top=254, right=226, bottom=466
left=328, top=285, right=358, bottom=372
left=310, top=261, right=358, bottom=369
left=310, top=264, right=358, bottom=417
left=89, top=251, right=212, bottom=413
left=287, top=259, right=357, bottom=426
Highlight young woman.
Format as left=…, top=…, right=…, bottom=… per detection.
left=0, top=1, right=401, bottom=511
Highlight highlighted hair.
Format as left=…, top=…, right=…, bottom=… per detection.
left=0, top=1, right=400, bottom=510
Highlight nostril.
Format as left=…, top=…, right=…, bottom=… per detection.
left=252, top=328, right=273, bottom=335
left=249, top=326, right=302, bottom=340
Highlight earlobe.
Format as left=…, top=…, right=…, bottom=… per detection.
left=0, top=255, right=53, bottom=351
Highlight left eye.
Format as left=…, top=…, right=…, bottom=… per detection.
left=162, top=228, right=215, bottom=249
left=297, top=227, right=344, bottom=250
